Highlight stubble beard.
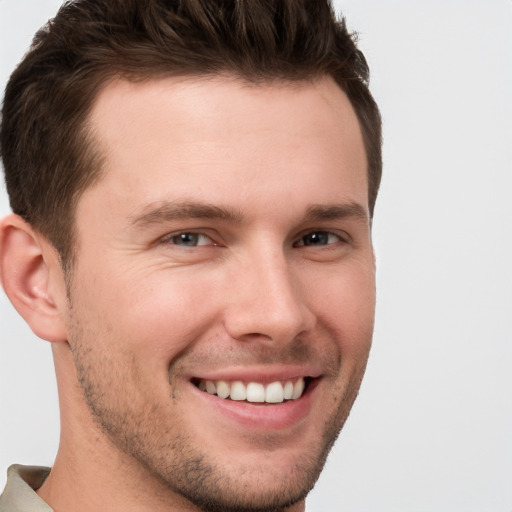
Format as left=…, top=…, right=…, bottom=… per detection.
left=68, top=316, right=369, bottom=512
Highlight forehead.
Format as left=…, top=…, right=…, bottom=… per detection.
left=81, top=75, right=368, bottom=224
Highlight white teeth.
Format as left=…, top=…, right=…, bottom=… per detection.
left=205, top=381, right=217, bottom=395
left=247, top=382, right=265, bottom=403
left=265, top=381, right=284, bottom=403
left=216, top=380, right=230, bottom=399
left=230, top=381, right=247, bottom=401
left=198, top=377, right=306, bottom=403
left=283, top=381, right=294, bottom=400
left=292, top=378, right=305, bottom=400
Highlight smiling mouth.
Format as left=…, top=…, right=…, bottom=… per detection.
left=192, top=377, right=310, bottom=404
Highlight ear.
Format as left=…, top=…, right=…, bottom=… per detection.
left=0, top=214, right=68, bottom=343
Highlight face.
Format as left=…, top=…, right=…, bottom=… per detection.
left=64, top=76, right=375, bottom=512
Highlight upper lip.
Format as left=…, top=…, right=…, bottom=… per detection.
left=186, top=365, right=323, bottom=384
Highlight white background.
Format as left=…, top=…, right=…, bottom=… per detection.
left=1, top=1, right=511, bottom=511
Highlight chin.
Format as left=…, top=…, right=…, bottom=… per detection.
left=137, top=417, right=340, bottom=512
left=167, top=461, right=315, bottom=512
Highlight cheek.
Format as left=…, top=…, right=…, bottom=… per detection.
left=75, top=266, right=224, bottom=363
left=308, top=260, right=375, bottom=353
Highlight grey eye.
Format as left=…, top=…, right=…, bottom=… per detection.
left=297, top=231, right=340, bottom=247
left=169, top=233, right=211, bottom=247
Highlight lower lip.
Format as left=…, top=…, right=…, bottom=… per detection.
left=191, top=381, right=317, bottom=430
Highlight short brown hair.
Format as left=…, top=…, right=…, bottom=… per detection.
left=1, top=0, right=382, bottom=267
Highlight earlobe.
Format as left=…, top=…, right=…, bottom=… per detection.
left=0, top=214, right=68, bottom=343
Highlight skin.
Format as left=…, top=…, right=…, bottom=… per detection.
left=0, top=75, right=375, bottom=512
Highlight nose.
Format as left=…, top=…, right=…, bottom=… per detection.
left=223, top=247, right=316, bottom=344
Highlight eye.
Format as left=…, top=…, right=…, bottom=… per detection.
left=166, top=232, right=215, bottom=247
left=294, top=231, right=346, bottom=247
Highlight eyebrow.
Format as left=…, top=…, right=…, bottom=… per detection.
left=129, top=200, right=369, bottom=228
left=130, top=201, right=244, bottom=228
left=304, top=203, right=369, bottom=224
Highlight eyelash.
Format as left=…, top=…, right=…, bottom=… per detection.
left=293, top=231, right=348, bottom=248
left=161, top=230, right=349, bottom=249
left=163, top=232, right=216, bottom=248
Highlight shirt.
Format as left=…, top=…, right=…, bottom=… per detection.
left=0, top=465, right=52, bottom=511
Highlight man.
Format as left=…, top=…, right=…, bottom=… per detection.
left=0, top=0, right=381, bottom=510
